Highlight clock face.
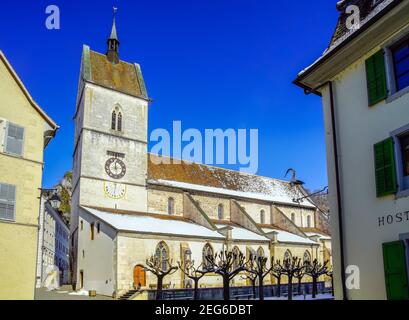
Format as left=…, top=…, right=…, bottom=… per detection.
left=105, top=157, right=126, bottom=179
left=104, top=182, right=126, bottom=199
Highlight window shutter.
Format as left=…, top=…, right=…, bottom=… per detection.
left=366, top=50, right=387, bottom=106
left=0, top=183, right=16, bottom=221
left=5, top=123, right=24, bottom=156
left=382, top=241, right=409, bottom=300
left=374, top=137, right=397, bottom=197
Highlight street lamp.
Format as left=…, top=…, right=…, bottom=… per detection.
left=49, top=193, right=61, bottom=210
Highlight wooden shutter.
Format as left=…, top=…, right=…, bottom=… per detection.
left=366, top=50, right=388, bottom=106
left=383, top=241, right=409, bottom=300
left=6, top=123, right=24, bottom=156
left=374, top=137, right=397, bottom=197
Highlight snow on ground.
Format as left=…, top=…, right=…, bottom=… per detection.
left=68, top=290, right=89, bottom=296
left=264, top=293, right=334, bottom=300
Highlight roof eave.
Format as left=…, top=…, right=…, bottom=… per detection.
left=294, top=0, right=405, bottom=93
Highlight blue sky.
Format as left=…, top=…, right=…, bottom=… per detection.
left=0, top=0, right=339, bottom=190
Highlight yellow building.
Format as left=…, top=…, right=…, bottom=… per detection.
left=0, top=50, right=58, bottom=300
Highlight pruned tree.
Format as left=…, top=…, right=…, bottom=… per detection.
left=294, top=261, right=307, bottom=295
left=270, top=258, right=286, bottom=298
left=274, top=257, right=304, bottom=300
left=305, top=259, right=329, bottom=298
left=144, top=255, right=178, bottom=300
left=178, top=260, right=210, bottom=300
left=240, top=272, right=257, bottom=299
left=205, top=250, right=247, bottom=300
left=246, top=255, right=274, bottom=300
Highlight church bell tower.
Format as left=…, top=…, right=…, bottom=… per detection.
left=70, top=8, right=150, bottom=287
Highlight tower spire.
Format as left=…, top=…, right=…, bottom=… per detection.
left=107, top=7, right=120, bottom=64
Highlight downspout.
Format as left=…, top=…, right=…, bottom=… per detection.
left=294, top=79, right=348, bottom=300
left=328, top=81, right=348, bottom=300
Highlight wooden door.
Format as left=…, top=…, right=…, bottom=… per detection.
left=133, top=265, right=146, bottom=287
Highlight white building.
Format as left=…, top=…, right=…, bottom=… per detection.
left=36, top=192, right=70, bottom=287
left=70, top=15, right=332, bottom=299
left=295, top=0, right=409, bottom=300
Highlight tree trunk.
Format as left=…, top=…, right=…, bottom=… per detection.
left=298, top=278, right=302, bottom=295
left=258, top=275, right=264, bottom=301
left=194, top=279, right=199, bottom=300
left=277, top=277, right=281, bottom=297
left=288, top=275, right=293, bottom=301
left=156, top=276, right=163, bottom=300
left=223, top=276, right=230, bottom=300
left=251, top=280, right=256, bottom=299
left=312, top=277, right=317, bottom=299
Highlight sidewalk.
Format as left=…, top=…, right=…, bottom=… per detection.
left=35, top=285, right=114, bottom=300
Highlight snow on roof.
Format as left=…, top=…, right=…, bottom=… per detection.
left=148, top=179, right=315, bottom=208
left=82, top=207, right=225, bottom=239
left=305, top=232, right=331, bottom=241
left=216, top=224, right=267, bottom=242
left=262, top=228, right=318, bottom=245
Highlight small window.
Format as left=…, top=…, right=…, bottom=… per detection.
left=392, top=38, right=409, bottom=92
left=90, top=223, right=95, bottom=240
left=97, top=222, right=101, bottom=234
left=399, top=132, right=409, bottom=190
left=168, top=198, right=175, bottom=215
left=306, top=215, right=311, bottom=228
left=5, top=123, right=24, bottom=156
left=291, top=212, right=296, bottom=223
left=0, top=183, right=16, bottom=221
left=80, top=220, right=84, bottom=231
left=217, top=204, right=224, bottom=220
left=260, top=210, right=265, bottom=224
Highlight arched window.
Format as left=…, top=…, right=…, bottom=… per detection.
left=117, top=112, right=122, bottom=131
left=168, top=198, right=175, bottom=215
left=111, top=106, right=123, bottom=131
left=303, top=250, right=311, bottom=263
left=291, top=212, right=296, bottom=223
left=247, top=247, right=256, bottom=260
left=202, top=243, right=214, bottom=267
left=260, top=210, right=265, bottom=224
left=232, top=246, right=241, bottom=269
left=257, top=247, right=265, bottom=258
left=306, top=215, right=311, bottom=228
left=155, top=241, right=169, bottom=271
left=184, top=249, right=192, bottom=264
left=111, top=111, right=117, bottom=130
left=218, top=204, right=224, bottom=220
left=284, top=250, right=292, bottom=262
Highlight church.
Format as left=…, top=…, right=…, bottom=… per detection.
left=70, top=15, right=331, bottom=299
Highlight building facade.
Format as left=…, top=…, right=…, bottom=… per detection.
left=70, top=18, right=331, bottom=298
left=295, top=0, right=409, bottom=300
left=36, top=193, right=70, bottom=288
left=0, top=51, right=58, bottom=299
